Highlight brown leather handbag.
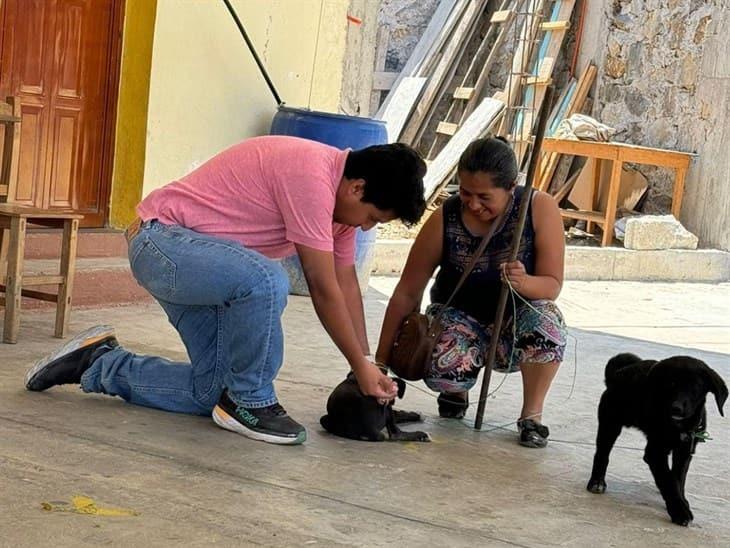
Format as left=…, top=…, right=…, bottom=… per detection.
left=388, top=311, right=444, bottom=380
left=388, top=204, right=509, bottom=381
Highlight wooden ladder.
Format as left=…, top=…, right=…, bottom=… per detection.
left=507, top=0, right=576, bottom=166
left=398, top=0, right=490, bottom=146
left=424, top=0, right=519, bottom=160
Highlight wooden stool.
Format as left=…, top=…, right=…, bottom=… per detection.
left=0, top=204, right=83, bottom=343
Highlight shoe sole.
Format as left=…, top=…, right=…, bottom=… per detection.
left=212, top=405, right=307, bottom=446
left=24, top=325, right=116, bottom=390
left=519, top=440, right=548, bottom=448
left=519, top=436, right=548, bottom=448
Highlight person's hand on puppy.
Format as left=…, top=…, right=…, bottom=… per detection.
left=354, top=361, right=398, bottom=404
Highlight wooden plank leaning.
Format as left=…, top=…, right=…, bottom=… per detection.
left=536, top=63, right=597, bottom=191
left=375, top=0, right=463, bottom=119
left=399, top=0, right=489, bottom=145
left=423, top=97, right=505, bottom=202
left=380, top=77, right=428, bottom=142
left=497, top=0, right=547, bottom=138
left=425, top=0, right=518, bottom=160
left=512, top=0, right=576, bottom=165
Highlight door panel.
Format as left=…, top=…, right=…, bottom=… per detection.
left=0, top=0, right=122, bottom=227
left=16, top=1, right=50, bottom=96
left=49, top=108, right=78, bottom=207
left=15, top=104, right=45, bottom=204
left=57, top=5, right=84, bottom=98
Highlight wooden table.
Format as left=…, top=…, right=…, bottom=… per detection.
left=538, top=138, right=694, bottom=246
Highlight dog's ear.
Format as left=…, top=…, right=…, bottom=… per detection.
left=702, top=364, right=728, bottom=417
left=394, top=378, right=406, bottom=399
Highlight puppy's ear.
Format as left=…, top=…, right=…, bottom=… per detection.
left=394, top=378, right=406, bottom=399
left=702, top=364, right=728, bottom=417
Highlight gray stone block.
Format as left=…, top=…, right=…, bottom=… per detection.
left=624, top=215, right=699, bottom=250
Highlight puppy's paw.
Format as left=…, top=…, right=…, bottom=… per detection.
left=586, top=478, right=607, bottom=494
left=416, top=431, right=432, bottom=442
left=668, top=501, right=693, bottom=526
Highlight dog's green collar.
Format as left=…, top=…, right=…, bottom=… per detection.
left=694, top=430, right=712, bottom=442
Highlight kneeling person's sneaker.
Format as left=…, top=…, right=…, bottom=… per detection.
left=212, top=390, right=306, bottom=445
left=25, top=325, right=119, bottom=391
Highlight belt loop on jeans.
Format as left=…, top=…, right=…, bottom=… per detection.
left=125, top=217, right=143, bottom=243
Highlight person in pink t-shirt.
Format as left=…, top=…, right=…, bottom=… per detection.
left=25, top=136, right=426, bottom=446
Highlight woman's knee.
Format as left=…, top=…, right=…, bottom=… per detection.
left=511, top=300, right=566, bottom=366
left=518, top=299, right=562, bottom=322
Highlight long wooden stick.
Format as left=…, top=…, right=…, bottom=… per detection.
left=474, top=86, right=554, bottom=430
left=222, top=0, right=283, bottom=106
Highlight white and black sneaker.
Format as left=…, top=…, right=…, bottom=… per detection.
left=212, top=390, right=307, bottom=445
left=25, top=325, right=119, bottom=391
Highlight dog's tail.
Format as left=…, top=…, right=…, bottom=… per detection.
left=605, top=353, right=642, bottom=386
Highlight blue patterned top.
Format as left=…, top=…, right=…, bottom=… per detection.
left=430, top=185, right=536, bottom=324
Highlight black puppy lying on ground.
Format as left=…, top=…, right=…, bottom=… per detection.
left=587, top=353, right=727, bottom=526
left=320, top=372, right=431, bottom=442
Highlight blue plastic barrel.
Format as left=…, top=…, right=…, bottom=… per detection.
left=271, top=106, right=387, bottom=296
left=271, top=105, right=387, bottom=150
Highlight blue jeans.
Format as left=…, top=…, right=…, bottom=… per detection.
left=80, top=221, right=289, bottom=415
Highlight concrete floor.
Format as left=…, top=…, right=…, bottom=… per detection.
left=1, top=280, right=729, bottom=547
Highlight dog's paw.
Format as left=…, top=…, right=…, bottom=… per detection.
left=416, top=431, right=432, bottom=442
left=586, top=478, right=607, bottom=494
left=668, top=501, right=693, bottom=526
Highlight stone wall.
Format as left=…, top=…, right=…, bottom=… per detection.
left=579, top=0, right=730, bottom=250
left=377, top=0, right=441, bottom=73
left=374, top=0, right=730, bottom=250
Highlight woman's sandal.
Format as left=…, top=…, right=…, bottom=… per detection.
left=517, top=418, right=550, bottom=448
left=437, top=392, right=469, bottom=419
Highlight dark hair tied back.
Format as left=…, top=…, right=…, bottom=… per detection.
left=457, top=136, right=518, bottom=190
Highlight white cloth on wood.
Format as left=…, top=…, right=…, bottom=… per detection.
left=555, top=114, right=616, bottom=142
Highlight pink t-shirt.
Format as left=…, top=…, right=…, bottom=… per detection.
left=137, top=136, right=356, bottom=265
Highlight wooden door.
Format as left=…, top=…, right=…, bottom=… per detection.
left=0, top=0, right=123, bottom=227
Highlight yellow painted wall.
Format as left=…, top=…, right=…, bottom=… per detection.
left=142, top=0, right=350, bottom=195
left=108, top=0, right=157, bottom=228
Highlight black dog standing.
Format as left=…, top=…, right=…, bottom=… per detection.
left=587, top=353, right=728, bottom=526
left=320, top=372, right=431, bottom=442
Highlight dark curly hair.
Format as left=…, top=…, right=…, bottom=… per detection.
left=344, top=143, right=426, bottom=225
left=457, top=136, right=518, bottom=190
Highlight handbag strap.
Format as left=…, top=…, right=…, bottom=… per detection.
left=433, top=192, right=516, bottom=321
